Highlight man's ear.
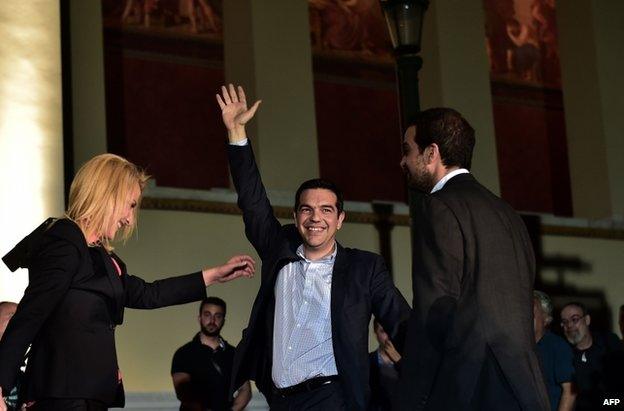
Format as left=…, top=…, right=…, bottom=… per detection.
left=585, top=314, right=591, bottom=326
left=426, top=143, right=440, bottom=165
left=337, top=211, right=345, bottom=230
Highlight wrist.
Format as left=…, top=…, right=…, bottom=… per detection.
left=227, top=127, right=247, bottom=143
left=201, top=268, right=214, bottom=287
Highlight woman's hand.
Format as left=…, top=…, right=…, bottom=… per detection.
left=0, top=387, right=7, bottom=411
left=202, top=255, right=256, bottom=286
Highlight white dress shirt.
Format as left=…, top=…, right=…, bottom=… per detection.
left=271, top=244, right=339, bottom=388
left=430, top=168, right=470, bottom=193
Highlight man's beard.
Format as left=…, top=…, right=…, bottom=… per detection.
left=406, top=168, right=436, bottom=193
left=565, top=329, right=584, bottom=346
left=201, top=324, right=221, bottom=337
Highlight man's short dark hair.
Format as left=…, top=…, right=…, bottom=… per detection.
left=199, top=296, right=226, bottom=316
left=294, top=178, right=344, bottom=214
left=410, top=108, right=475, bottom=170
left=562, top=301, right=588, bottom=316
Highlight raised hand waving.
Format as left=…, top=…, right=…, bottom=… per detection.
left=216, top=84, right=261, bottom=142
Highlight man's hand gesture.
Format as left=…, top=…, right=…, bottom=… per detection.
left=216, top=84, right=261, bottom=143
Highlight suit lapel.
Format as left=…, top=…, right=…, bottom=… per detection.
left=253, top=237, right=300, bottom=369
left=96, top=247, right=125, bottom=324
left=330, top=243, right=348, bottom=340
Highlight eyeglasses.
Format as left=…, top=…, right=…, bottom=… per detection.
left=560, top=315, right=585, bottom=328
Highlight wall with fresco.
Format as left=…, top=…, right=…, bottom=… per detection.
left=483, top=0, right=572, bottom=216
left=101, top=0, right=573, bottom=215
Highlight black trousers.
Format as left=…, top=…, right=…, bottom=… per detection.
left=29, top=399, right=107, bottom=411
left=270, top=382, right=346, bottom=411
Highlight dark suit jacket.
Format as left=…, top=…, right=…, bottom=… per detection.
left=398, top=173, right=550, bottom=411
left=227, top=144, right=410, bottom=411
left=368, top=350, right=398, bottom=411
left=0, top=219, right=206, bottom=407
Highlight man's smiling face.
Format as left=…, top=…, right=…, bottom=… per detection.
left=294, top=188, right=345, bottom=258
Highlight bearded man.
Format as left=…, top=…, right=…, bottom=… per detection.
left=171, top=297, right=251, bottom=411
left=560, top=302, right=624, bottom=411
left=396, top=108, right=549, bottom=411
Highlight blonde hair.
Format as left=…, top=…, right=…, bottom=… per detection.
left=66, top=153, right=150, bottom=251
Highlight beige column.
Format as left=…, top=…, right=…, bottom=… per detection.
left=420, top=0, right=500, bottom=194
left=558, top=0, right=624, bottom=219
left=70, top=0, right=108, bottom=169
left=223, top=0, right=319, bottom=191
left=0, top=1, right=64, bottom=301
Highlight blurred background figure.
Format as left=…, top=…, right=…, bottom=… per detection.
left=560, top=302, right=624, bottom=411
left=171, top=297, right=251, bottom=411
left=532, top=291, right=576, bottom=411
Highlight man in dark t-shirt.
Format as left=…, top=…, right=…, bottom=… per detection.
left=171, top=297, right=251, bottom=411
left=561, top=302, right=624, bottom=411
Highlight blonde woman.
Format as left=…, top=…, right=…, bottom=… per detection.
left=0, top=154, right=255, bottom=411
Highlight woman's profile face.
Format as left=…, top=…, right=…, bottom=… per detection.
left=105, top=183, right=141, bottom=240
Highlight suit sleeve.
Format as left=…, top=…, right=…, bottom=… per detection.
left=0, top=236, right=79, bottom=394
left=399, top=196, right=463, bottom=409
left=227, top=144, right=282, bottom=261
left=124, top=272, right=206, bottom=309
left=412, top=196, right=463, bottom=317
left=370, top=255, right=411, bottom=352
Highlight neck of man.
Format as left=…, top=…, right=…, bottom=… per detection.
left=576, top=332, right=593, bottom=351
left=439, top=165, right=461, bottom=181
left=534, top=327, right=546, bottom=343
left=430, top=165, right=460, bottom=191
left=304, top=242, right=336, bottom=261
left=199, top=332, right=221, bottom=350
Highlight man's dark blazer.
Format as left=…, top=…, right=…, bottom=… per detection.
left=0, top=219, right=206, bottom=407
left=227, top=144, right=410, bottom=411
left=368, top=350, right=398, bottom=411
left=397, top=173, right=550, bottom=411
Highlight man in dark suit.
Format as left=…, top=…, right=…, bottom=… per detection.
left=216, top=85, right=410, bottom=410
left=397, top=108, right=550, bottom=411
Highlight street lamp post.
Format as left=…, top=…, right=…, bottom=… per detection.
left=380, top=0, right=429, bottom=263
left=380, top=0, right=428, bottom=127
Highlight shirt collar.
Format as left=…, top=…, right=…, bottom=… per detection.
left=194, top=333, right=226, bottom=351
left=431, top=168, right=470, bottom=193
left=296, top=242, right=338, bottom=264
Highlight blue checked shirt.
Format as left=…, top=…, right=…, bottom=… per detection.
left=272, top=243, right=339, bottom=388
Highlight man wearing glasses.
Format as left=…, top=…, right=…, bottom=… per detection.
left=560, top=302, right=624, bottom=411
